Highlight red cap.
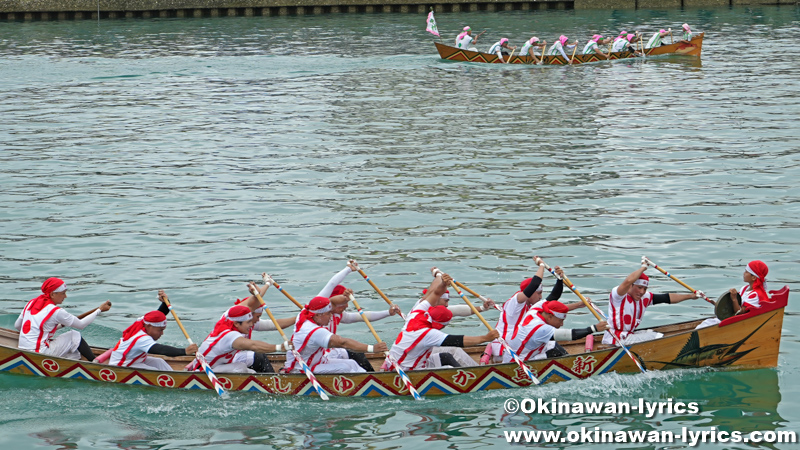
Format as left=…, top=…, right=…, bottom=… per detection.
left=330, top=285, right=347, bottom=297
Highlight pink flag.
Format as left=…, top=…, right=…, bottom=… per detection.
left=426, top=11, right=440, bottom=37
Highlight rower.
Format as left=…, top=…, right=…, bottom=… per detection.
left=316, top=261, right=402, bottom=372
left=405, top=271, right=495, bottom=326
left=16, top=277, right=111, bottom=361
left=504, top=301, right=607, bottom=362
left=548, top=35, right=578, bottom=64
left=646, top=29, right=671, bottom=49
left=603, top=264, right=702, bottom=345
left=611, top=33, right=637, bottom=53
left=455, top=26, right=479, bottom=51
left=680, top=23, right=694, bottom=43
left=697, top=260, right=771, bottom=329
left=488, top=38, right=516, bottom=63
left=186, top=305, right=286, bottom=373
left=482, top=258, right=584, bottom=364
left=519, top=37, right=546, bottom=63
left=284, top=296, right=388, bottom=374
left=583, top=34, right=609, bottom=58
left=229, top=281, right=296, bottom=373
left=386, top=306, right=498, bottom=371
left=109, top=309, right=197, bottom=371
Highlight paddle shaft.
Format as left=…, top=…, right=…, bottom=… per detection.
left=269, top=280, right=303, bottom=309
left=570, top=42, right=578, bottom=63
left=76, top=305, right=104, bottom=321
left=447, top=280, right=493, bottom=331
left=506, top=47, right=515, bottom=63
left=356, top=268, right=404, bottom=319
left=161, top=297, right=194, bottom=345
left=454, top=281, right=501, bottom=311
left=644, top=259, right=715, bottom=306
left=249, top=284, right=330, bottom=400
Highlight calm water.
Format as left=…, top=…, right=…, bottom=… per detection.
left=1, top=5, right=799, bottom=449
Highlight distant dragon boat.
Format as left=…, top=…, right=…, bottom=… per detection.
left=435, top=32, right=704, bottom=65
left=0, top=283, right=783, bottom=398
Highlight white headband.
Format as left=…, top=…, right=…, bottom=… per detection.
left=551, top=311, right=567, bottom=320
left=142, top=318, right=167, bottom=328
left=53, top=284, right=67, bottom=293
left=745, top=265, right=760, bottom=279
left=253, top=306, right=265, bottom=314
left=226, top=311, right=253, bottom=322
left=633, top=279, right=649, bottom=287
left=310, top=304, right=332, bottom=314
left=440, top=292, right=450, bottom=300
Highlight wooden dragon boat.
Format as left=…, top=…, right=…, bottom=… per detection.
left=435, top=32, right=703, bottom=65
left=0, top=284, right=784, bottom=398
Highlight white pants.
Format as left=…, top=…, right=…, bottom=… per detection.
left=327, top=348, right=347, bottom=359
left=233, top=350, right=255, bottom=366
left=211, top=362, right=255, bottom=374
left=312, top=358, right=365, bottom=374
left=41, top=330, right=81, bottom=360
left=602, top=330, right=663, bottom=346
left=128, top=357, right=173, bottom=372
left=695, top=318, right=721, bottom=329
left=432, top=347, right=477, bottom=367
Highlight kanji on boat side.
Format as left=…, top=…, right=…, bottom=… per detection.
left=434, top=33, right=704, bottom=65
left=0, top=284, right=785, bottom=398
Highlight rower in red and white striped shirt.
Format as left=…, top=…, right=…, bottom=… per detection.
left=16, top=277, right=111, bottom=361
left=284, top=296, right=387, bottom=374
left=386, top=306, right=498, bottom=371
left=109, top=309, right=197, bottom=371
left=603, top=264, right=701, bottom=345
left=187, top=305, right=285, bottom=374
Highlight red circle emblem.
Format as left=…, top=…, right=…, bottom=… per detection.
left=219, top=377, right=233, bottom=390
left=623, top=315, right=632, bottom=325
left=42, top=359, right=59, bottom=372
left=157, top=374, right=175, bottom=387
left=99, top=368, right=117, bottom=382
left=22, top=320, right=31, bottom=334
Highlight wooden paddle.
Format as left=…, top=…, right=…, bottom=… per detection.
left=348, top=294, right=422, bottom=400
left=534, top=258, right=647, bottom=374
left=639, top=33, right=646, bottom=58
left=441, top=275, right=540, bottom=384
left=569, top=41, right=578, bottom=64
left=159, top=292, right=229, bottom=398
left=76, top=301, right=111, bottom=320
left=248, top=283, right=330, bottom=400
left=453, top=281, right=501, bottom=311
left=539, top=42, right=547, bottom=65
left=641, top=256, right=715, bottom=305
left=505, top=47, right=515, bottom=64
left=352, top=263, right=405, bottom=320
left=263, top=275, right=302, bottom=309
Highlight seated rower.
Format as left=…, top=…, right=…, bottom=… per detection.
left=504, top=301, right=607, bottom=362
left=646, top=29, right=671, bottom=49
left=697, top=260, right=771, bottom=329
left=488, top=38, right=516, bottom=63
left=233, top=281, right=296, bottom=373
left=583, top=35, right=610, bottom=58
left=611, top=33, right=637, bottom=53
left=603, top=264, right=701, bottom=345
left=284, top=296, right=388, bottom=374
left=16, top=277, right=111, bottom=361
left=187, top=305, right=286, bottom=374
left=483, top=258, right=584, bottom=364
left=548, top=35, right=578, bottom=64
left=455, top=26, right=479, bottom=51
left=387, top=306, right=498, bottom=370
left=109, top=310, right=197, bottom=371
left=520, top=37, right=546, bottom=64
left=679, top=23, right=693, bottom=43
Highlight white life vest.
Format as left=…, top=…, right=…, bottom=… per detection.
left=646, top=32, right=662, bottom=49
left=495, top=294, right=531, bottom=342
left=507, top=312, right=553, bottom=361
left=285, top=321, right=331, bottom=373
left=583, top=41, right=598, bottom=54
left=608, top=291, right=654, bottom=339
left=109, top=330, right=156, bottom=367
left=386, top=326, right=447, bottom=370
left=456, top=35, right=473, bottom=50
left=187, top=329, right=243, bottom=371
left=17, top=300, right=61, bottom=352
left=611, top=38, right=629, bottom=53
left=488, top=41, right=504, bottom=55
